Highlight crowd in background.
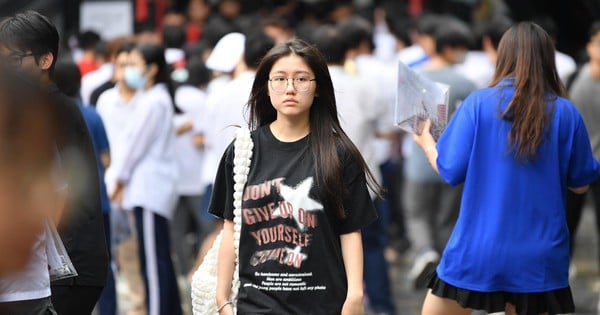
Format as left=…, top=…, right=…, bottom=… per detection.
left=4, top=0, right=600, bottom=314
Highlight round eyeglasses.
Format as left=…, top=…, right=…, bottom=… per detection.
left=268, top=76, right=316, bottom=93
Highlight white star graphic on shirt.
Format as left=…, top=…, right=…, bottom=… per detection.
left=272, top=177, right=323, bottom=231
left=285, top=246, right=308, bottom=263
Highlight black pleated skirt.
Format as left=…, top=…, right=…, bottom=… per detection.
left=427, top=271, right=575, bottom=315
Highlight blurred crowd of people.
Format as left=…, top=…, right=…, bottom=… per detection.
left=1, top=0, right=600, bottom=314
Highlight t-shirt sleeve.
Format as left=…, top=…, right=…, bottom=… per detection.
left=567, top=111, right=600, bottom=188
left=338, top=153, right=378, bottom=234
left=436, top=94, right=476, bottom=186
left=208, top=141, right=235, bottom=220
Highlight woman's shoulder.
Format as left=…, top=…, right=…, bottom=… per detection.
left=553, top=96, right=585, bottom=122
left=333, top=134, right=366, bottom=180
left=144, top=83, right=171, bottom=99
left=96, top=87, right=121, bottom=113
left=139, top=84, right=173, bottom=108
left=96, top=86, right=119, bottom=104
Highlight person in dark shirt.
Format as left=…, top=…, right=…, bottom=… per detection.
left=54, top=60, right=116, bottom=315
left=210, top=38, right=381, bottom=315
left=0, top=10, right=108, bottom=315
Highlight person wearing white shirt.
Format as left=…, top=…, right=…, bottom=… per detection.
left=108, top=44, right=181, bottom=315
left=80, top=38, right=125, bottom=106
left=453, top=51, right=495, bottom=88
left=457, top=15, right=513, bottom=89
left=96, top=43, right=150, bottom=315
left=386, top=14, right=430, bottom=69
left=171, top=58, right=211, bottom=276
left=555, top=50, right=577, bottom=83
left=198, top=32, right=274, bottom=213
left=0, top=230, right=53, bottom=314
left=81, top=64, right=113, bottom=106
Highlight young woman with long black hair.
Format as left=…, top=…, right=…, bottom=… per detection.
left=209, top=38, right=381, bottom=314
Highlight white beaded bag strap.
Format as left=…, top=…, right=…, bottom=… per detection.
left=230, top=127, right=253, bottom=299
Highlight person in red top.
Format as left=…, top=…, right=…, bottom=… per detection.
left=77, top=31, right=101, bottom=77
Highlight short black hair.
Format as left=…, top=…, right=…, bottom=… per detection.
left=531, top=16, right=557, bottom=38
left=94, top=40, right=110, bottom=60
left=116, top=42, right=136, bottom=56
left=243, top=31, right=275, bottom=69
left=589, top=21, right=600, bottom=39
left=185, top=57, right=211, bottom=87
left=310, top=24, right=345, bottom=65
left=338, top=16, right=375, bottom=52
left=416, top=14, right=444, bottom=36
left=482, top=15, right=513, bottom=50
left=183, top=40, right=210, bottom=61
left=0, top=10, right=60, bottom=75
left=434, top=18, right=474, bottom=53
left=387, top=16, right=414, bottom=47
left=262, top=14, right=296, bottom=31
left=78, top=30, right=101, bottom=50
left=54, top=60, right=82, bottom=98
left=202, top=17, right=241, bottom=48
left=162, top=25, right=187, bottom=49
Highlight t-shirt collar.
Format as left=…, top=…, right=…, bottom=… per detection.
left=497, top=77, right=516, bottom=87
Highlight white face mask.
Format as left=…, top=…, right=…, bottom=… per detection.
left=124, top=66, right=147, bottom=90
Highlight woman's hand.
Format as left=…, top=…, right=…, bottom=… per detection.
left=176, top=120, right=194, bottom=135
left=110, top=181, right=125, bottom=205
left=217, top=302, right=234, bottom=315
left=412, top=119, right=440, bottom=174
left=341, top=294, right=364, bottom=315
left=413, top=119, right=436, bottom=151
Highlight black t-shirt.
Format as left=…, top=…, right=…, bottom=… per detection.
left=209, top=125, right=377, bottom=314
left=50, top=86, right=108, bottom=287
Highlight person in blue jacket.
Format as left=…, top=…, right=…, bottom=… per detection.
left=413, top=21, right=600, bottom=315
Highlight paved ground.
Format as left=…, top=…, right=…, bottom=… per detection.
left=111, top=205, right=600, bottom=315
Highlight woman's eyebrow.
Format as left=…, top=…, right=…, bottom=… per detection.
left=270, top=70, right=312, bottom=76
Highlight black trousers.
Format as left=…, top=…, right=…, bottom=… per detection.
left=50, top=285, right=103, bottom=315
left=566, top=179, right=600, bottom=268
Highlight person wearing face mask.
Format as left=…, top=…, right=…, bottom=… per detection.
left=96, top=42, right=150, bottom=315
left=402, top=17, right=478, bottom=291
left=106, top=43, right=182, bottom=315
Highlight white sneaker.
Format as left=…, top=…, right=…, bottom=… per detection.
left=407, top=249, right=440, bottom=290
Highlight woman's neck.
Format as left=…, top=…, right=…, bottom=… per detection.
left=269, top=118, right=310, bottom=142
left=118, top=84, right=136, bottom=103
left=423, top=55, right=450, bottom=70
left=590, top=60, right=600, bottom=80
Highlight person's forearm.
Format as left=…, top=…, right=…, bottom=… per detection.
left=100, top=151, right=111, bottom=169
left=216, top=220, right=236, bottom=306
left=340, top=231, right=364, bottom=302
left=424, top=145, right=439, bottom=174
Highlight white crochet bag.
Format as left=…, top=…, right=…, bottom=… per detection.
left=191, top=128, right=252, bottom=315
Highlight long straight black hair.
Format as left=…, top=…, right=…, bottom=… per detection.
left=247, top=39, right=383, bottom=219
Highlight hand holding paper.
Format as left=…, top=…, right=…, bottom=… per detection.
left=394, top=61, right=450, bottom=140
